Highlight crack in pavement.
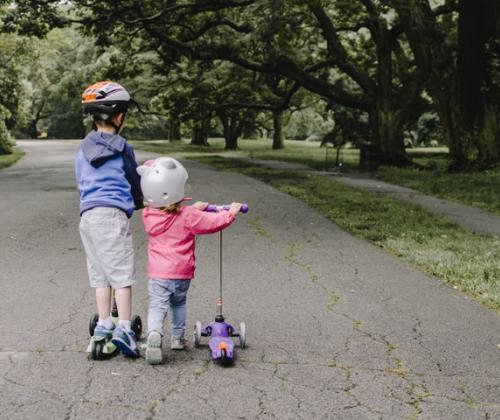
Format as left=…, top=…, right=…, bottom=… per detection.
left=278, top=230, right=489, bottom=418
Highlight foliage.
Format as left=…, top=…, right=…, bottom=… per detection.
left=0, top=31, right=34, bottom=135
left=17, top=27, right=112, bottom=139
left=3, top=0, right=500, bottom=167
left=390, top=0, right=500, bottom=168
left=406, top=111, right=444, bottom=147
left=3, top=0, right=424, bottom=162
left=285, top=105, right=333, bottom=141
left=0, top=104, right=14, bottom=153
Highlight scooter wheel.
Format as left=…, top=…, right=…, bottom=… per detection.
left=239, top=322, right=246, bottom=349
left=219, top=349, right=233, bottom=367
left=193, top=321, right=202, bottom=348
left=131, top=315, right=142, bottom=339
left=90, top=340, right=105, bottom=360
left=89, top=314, right=98, bottom=337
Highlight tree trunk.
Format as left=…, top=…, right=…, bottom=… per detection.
left=225, top=118, right=239, bottom=150
left=368, top=103, right=407, bottom=166
left=169, top=119, right=181, bottom=141
left=272, top=110, right=284, bottom=150
left=29, top=119, right=39, bottom=139
left=225, top=132, right=239, bottom=150
left=437, top=95, right=499, bottom=170
left=456, top=0, right=500, bottom=166
left=220, top=113, right=241, bottom=150
left=392, top=0, right=500, bottom=169
left=190, top=118, right=209, bottom=146
left=242, top=123, right=254, bottom=139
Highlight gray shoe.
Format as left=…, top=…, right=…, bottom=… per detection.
left=171, top=336, right=186, bottom=350
left=146, top=331, right=163, bottom=365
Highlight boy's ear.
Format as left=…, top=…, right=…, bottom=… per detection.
left=112, top=112, right=124, bottom=125
left=136, top=165, right=147, bottom=176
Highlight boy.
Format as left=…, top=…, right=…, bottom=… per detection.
left=76, top=81, right=143, bottom=357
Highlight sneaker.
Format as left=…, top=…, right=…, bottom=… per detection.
left=111, top=326, right=140, bottom=358
left=94, top=323, right=115, bottom=340
left=145, top=331, right=163, bottom=365
left=171, top=336, right=186, bottom=350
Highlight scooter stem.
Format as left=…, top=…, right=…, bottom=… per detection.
left=216, top=230, right=224, bottom=322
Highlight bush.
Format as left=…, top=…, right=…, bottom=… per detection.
left=0, top=105, right=14, bottom=155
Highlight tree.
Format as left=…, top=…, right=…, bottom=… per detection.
left=0, top=26, right=34, bottom=152
left=0, top=104, right=13, bottom=154
left=4, top=0, right=422, bottom=163
left=13, top=27, right=117, bottom=139
left=78, top=0, right=426, bottom=164
left=390, top=0, right=500, bottom=169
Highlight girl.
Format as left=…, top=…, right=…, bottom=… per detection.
left=137, top=157, right=241, bottom=364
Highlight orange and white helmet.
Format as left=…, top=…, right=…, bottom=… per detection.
left=82, top=81, right=132, bottom=116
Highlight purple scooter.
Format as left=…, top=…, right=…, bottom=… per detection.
left=193, top=203, right=248, bottom=365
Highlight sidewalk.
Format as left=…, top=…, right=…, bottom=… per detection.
left=236, top=158, right=500, bottom=237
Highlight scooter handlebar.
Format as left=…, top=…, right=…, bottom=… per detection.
left=205, top=203, right=249, bottom=213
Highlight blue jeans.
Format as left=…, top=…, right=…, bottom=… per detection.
left=147, top=279, right=191, bottom=338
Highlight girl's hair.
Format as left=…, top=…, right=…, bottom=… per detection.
left=158, top=202, right=181, bottom=214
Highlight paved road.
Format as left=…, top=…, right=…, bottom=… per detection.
left=1, top=140, right=499, bottom=419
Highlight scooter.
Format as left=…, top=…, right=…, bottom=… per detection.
left=193, top=203, right=248, bottom=366
left=87, top=294, right=143, bottom=360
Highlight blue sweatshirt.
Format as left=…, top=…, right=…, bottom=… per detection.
left=75, top=131, right=143, bottom=217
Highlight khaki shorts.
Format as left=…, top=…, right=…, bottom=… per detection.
left=79, top=207, right=136, bottom=289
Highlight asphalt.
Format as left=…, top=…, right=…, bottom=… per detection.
left=0, top=140, right=499, bottom=420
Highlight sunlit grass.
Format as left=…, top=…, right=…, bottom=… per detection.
left=131, top=138, right=360, bottom=170
left=0, top=148, right=24, bottom=170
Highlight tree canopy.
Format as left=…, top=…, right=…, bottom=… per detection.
left=1, top=0, right=499, bottom=169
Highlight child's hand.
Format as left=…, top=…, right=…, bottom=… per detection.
left=229, top=202, right=242, bottom=216
left=193, top=201, right=209, bottom=211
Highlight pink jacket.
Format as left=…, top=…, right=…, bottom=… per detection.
left=142, top=206, right=235, bottom=280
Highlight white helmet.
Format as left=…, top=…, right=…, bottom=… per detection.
left=137, top=157, right=188, bottom=207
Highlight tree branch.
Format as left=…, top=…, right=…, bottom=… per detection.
left=433, top=1, right=458, bottom=16
left=124, top=0, right=256, bottom=25
left=307, top=0, right=376, bottom=96
left=183, top=19, right=252, bottom=41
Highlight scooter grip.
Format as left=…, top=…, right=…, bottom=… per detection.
left=205, top=203, right=249, bottom=213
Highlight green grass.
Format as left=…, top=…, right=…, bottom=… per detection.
left=133, top=139, right=499, bottom=216
left=373, top=166, right=500, bottom=216
left=0, top=148, right=24, bottom=170
left=192, top=155, right=500, bottom=311
left=131, top=138, right=360, bottom=170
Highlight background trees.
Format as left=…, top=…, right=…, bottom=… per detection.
left=391, top=0, right=500, bottom=169
left=1, top=0, right=499, bottom=170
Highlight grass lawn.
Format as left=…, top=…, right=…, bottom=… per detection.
left=191, top=156, right=500, bottom=311
left=373, top=166, right=500, bottom=216
left=0, top=148, right=24, bottom=170
left=132, top=138, right=360, bottom=170
left=133, top=139, right=500, bottom=216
